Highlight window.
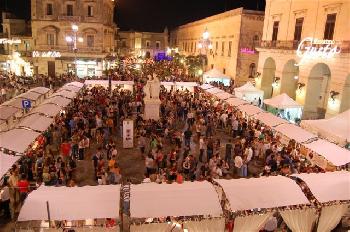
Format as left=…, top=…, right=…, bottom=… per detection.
left=156, top=41, right=160, bottom=49
left=122, top=40, right=126, bottom=47
left=46, top=3, right=53, bottom=16
left=211, top=64, right=214, bottom=69
left=87, top=35, right=94, bottom=47
left=223, top=68, right=226, bottom=74
left=228, top=41, right=232, bottom=57
left=146, top=41, right=150, bottom=48
left=194, top=42, right=196, bottom=53
left=221, top=41, right=225, bottom=56
left=324, top=13, right=336, bottom=40
left=293, top=18, right=304, bottom=42
left=215, top=41, right=218, bottom=54
left=47, top=33, right=55, bottom=45
left=253, top=35, right=259, bottom=48
left=272, top=21, right=279, bottom=41
left=88, top=6, right=93, bottom=17
left=67, top=4, right=73, bottom=16
left=249, top=63, right=256, bottom=78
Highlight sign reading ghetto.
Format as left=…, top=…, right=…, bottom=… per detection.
left=296, top=37, right=341, bottom=66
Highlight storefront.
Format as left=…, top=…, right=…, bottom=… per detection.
left=76, top=59, right=103, bottom=78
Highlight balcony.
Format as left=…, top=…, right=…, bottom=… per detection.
left=58, top=15, right=81, bottom=22
left=258, top=40, right=350, bottom=53
left=36, top=45, right=103, bottom=54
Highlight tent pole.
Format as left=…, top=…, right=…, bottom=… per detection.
left=46, top=201, right=51, bottom=227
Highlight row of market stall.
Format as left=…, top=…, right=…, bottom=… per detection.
left=16, top=172, right=349, bottom=232
left=0, top=81, right=84, bottom=179
left=200, top=84, right=350, bottom=170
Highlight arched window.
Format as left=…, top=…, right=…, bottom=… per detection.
left=249, top=63, right=256, bottom=78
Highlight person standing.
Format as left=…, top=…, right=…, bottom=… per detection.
left=1, top=181, right=11, bottom=219
left=234, top=155, right=243, bottom=177
left=225, top=139, right=233, bottom=164
left=8, top=166, right=19, bottom=218
left=17, top=174, right=29, bottom=206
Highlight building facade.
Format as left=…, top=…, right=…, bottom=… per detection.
left=117, top=29, right=168, bottom=58
left=170, top=8, right=264, bottom=85
left=256, top=0, right=350, bottom=119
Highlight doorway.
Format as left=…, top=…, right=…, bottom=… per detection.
left=48, top=61, right=55, bottom=77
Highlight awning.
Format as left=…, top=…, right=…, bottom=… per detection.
left=200, top=84, right=214, bottom=90
left=274, top=124, right=318, bottom=143
left=17, top=113, right=54, bottom=132
left=0, top=128, right=40, bottom=154
left=42, top=96, right=71, bottom=108
left=237, top=104, right=264, bottom=116
left=225, top=98, right=248, bottom=107
left=253, top=112, right=289, bottom=127
left=0, top=105, right=20, bottom=120
left=31, top=104, right=62, bottom=117
left=0, top=151, right=20, bottom=178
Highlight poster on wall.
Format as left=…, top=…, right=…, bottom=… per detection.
left=123, top=119, right=134, bottom=148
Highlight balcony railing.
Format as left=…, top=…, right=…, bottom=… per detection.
left=58, top=15, right=81, bottom=22
left=36, top=45, right=103, bottom=53
left=259, top=40, right=350, bottom=52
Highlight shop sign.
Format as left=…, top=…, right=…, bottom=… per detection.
left=0, top=38, right=22, bottom=44
left=296, top=37, right=341, bottom=66
left=240, top=48, right=255, bottom=54
left=32, top=51, right=61, bottom=58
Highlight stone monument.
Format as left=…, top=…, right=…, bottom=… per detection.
left=143, top=74, right=161, bottom=120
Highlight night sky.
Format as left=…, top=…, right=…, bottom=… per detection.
left=0, top=0, right=265, bottom=32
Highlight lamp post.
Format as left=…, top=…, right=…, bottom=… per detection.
left=198, top=28, right=212, bottom=82
left=65, top=24, right=83, bottom=77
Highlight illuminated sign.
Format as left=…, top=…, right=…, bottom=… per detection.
left=32, top=51, right=61, bottom=58
left=0, top=38, right=22, bottom=44
left=240, top=48, right=255, bottom=54
left=296, top=37, right=341, bottom=66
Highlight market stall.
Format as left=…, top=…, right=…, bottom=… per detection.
left=16, top=113, right=54, bottom=132
left=203, top=68, right=231, bottom=86
left=84, top=80, right=134, bottom=92
left=0, top=151, right=20, bottom=178
left=60, top=85, right=82, bottom=93
left=0, top=128, right=40, bottom=154
left=31, top=104, right=62, bottom=118
left=300, top=109, right=350, bottom=147
left=18, top=185, right=121, bottom=231
left=225, top=98, right=248, bottom=107
left=200, top=83, right=214, bottom=90
left=215, top=92, right=234, bottom=101
left=113, top=81, right=134, bottom=92
left=216, top=176, right=314, bottom=232
left=51, top=89, right=77, bottom=99
left=66, top=81, right=85, bottom=88
left=237, top=104, right=264, bottom=118
left=28, top=86, right=52, bottom=98
left=0, top=105, right=22, bottom=131
left=293, top=172, right=350, bottom=232
left=130, top=182, right=224, bottom=232
left=301, top=139, right=350, bottom=169
left=253, top=112, right=289, bottom=128
left=234, top=82, right=264, bottom=104
left=42, top=96, right=72, bottom=108
left=161, top=82, right=175, bottom=92
left=16, top=91, right=45, bottom=106
left=264, top=93, right=303, bottom=123
left=273, top=124, right=318, bottom=145
left=205, top=87, right=225, bottom=95
left=175, top=82, right=198, bottom=93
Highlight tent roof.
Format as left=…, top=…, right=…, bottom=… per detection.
left=0, top=105, right=20, bottom=120
left=0, top=128, right=40, bottom=154
left=0, top=151, right=20, bottom=178
left=215, top=92, right=234, bottom=100
left=175, top=82, right=198, bottom=87
left=234, top=82, right=264, bottom=94
left=264, top=93, right=302, bottom=109
left=3, top=98, right=26, bottom=109
left=130, top=182, right=222, bottom=218
left=205, top=88, right=225, bottom=95
left=18, top=185, right=120, bottom=221
left=161, top=82, right=175, bottom=86
left=28, top=87, right=51, bottom=95
left=66, top=81, right=85, bottom=88
left=60, top=85, right=81, bottom=93
left=203, top=68, right=230, bottom=79
left=293, top=172, right=350, bottom=203
left=51, top=90, right=77, bottom=99
left=32, top=104, right=62, bottom=117
left=225, top=98, right=248, bottom=107
left=42, top=96, right=71, bottom=108
left=274, top=124, right=318, bottom=143
left=253, top=112, right=289, bottom=127
left=304, top=139, right=350, bottom=167
left=216, top=176, right=310, bottom=211
left=17, top=113, right=54, bottom=132
left=200, top=84, right=214, bottom=90
left=237, top=104, right=264, bottom=116
left=301, top=109, right=350, bottom=145
left=16, top=91, right=42, bottom=101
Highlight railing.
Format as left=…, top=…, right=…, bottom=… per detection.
left=36, top=45, right=103, bottom=53
left=258, top=40, right=350, bottom=52
left=58, top=15, right=81, bottom=22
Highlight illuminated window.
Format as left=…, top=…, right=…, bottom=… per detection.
left=88, top=6, right=93, bottom=17
left=293, top=18, right=304, bottom=42
left=249, top=63, right=256, bottom=78
left=223, top=68, right=226, bottom=74
left=272, top=21, right=279, bottom=42
left=47, top=3, right=53, bottom=16
left=324, top=14, right=336, bottom=40
left=156, top=41, right=161, bottom=49
left=67, top=4, right=73, bottom=16
left=87, top=35, right=94, bottom=47
left=47, top=33, right=55, bottom=45
left=215, top=41, right=218, bottom=54
left=228, top=41, right=232, bottom=57
left=221, top=41, right=225, bottom=56
left=146, top=40, right=151, bottom=48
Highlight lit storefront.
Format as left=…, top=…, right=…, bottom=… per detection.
left=76, top=60, right=103, bottom=78
left=5, top=52, right=32, bottom=76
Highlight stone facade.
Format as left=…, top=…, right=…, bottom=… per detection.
left=256, top=0, right=350, bottom=119
left=170, top=8, right=264, bottom=85
left=117, top=29, right=168, bottom=58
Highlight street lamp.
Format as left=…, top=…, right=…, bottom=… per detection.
left=198, top=28, right=212, bottom=82
left=65, top=24, right=83, bottom=77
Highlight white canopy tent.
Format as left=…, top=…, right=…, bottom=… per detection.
left=203, top=68, right=231, bottom=86
left=0, top=128, right=40, bottom=154
left=216, top=177, right=313, bottom=232
left=200, top=83, right=214, bottom=90
left=205, top=87, right=225, bottom=95
left=130, top=182, right=224, bottom=232
left=300, top=109, right=350, bottom=147
left=66, top=81, right=85, bottom=88
left=293, top=172, right=350, bottom=232
left=160, top=81, right=174, bottom=91
left=0, top=151, right=20, bottom=178
left=60, top=85, right=82, bottom=93
left=16, top=91, right=44, bottom=105
left=264, top=93, right=303, bottom=122
left=303, top=139, right=350, bottom=168
left=175, top=82, right=198, bottom=92
left=32, top=104, right=62, bottom=118
left=253, top=112, right=289, bottom=127
left=237, top=104, right=264, bottom=117
left=28, top=86, right=51, bottom=95
left=17, top=113, right=54, bottom=132
left=18, top=185, right=120, bottom=222
left=215, top=92, right=234, bottom=101
left=274, top=124, right=318, bottom=144
left=3, top=98, right=27, bottom=109
left=234, top=82, right=264, bottom=103
left=42, top=96, right=72, bottom=108
left=112, top=81, right=134, bottom=92
left=51, top=90, right=77, bottom=99
left=225, top=98, right=248, bottom=107
left=0, top=105, right=21, bottom=131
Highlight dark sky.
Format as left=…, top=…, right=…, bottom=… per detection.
left=0, top=0, right=265, bottom=32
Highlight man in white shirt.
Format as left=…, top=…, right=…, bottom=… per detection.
left=234, top=155, right=243, bottom=177
left=199, top=137, right=206, bottom=162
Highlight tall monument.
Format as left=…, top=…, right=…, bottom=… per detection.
left=143, top=74, right=161, bottom=120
